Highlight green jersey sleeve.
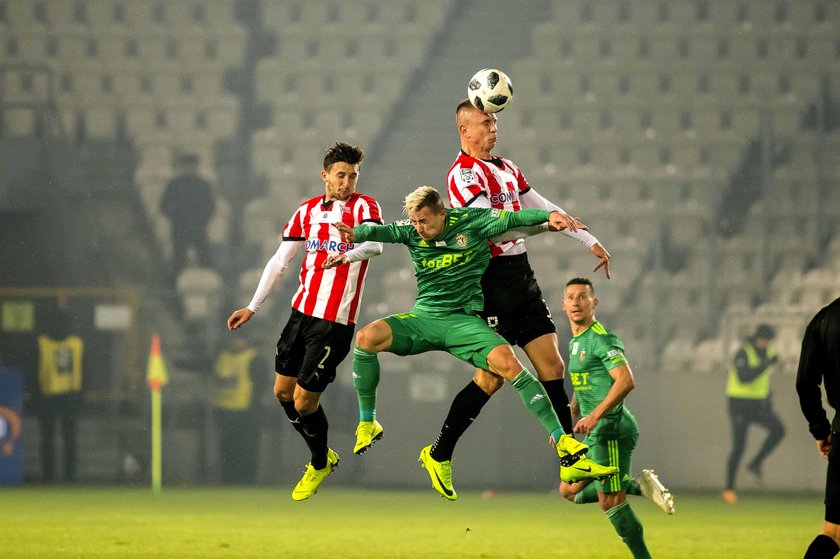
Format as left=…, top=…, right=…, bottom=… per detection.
left=476, top=208, right=552, bottom=239
left=594, top=333, right=629, bottom=371
left=353, top=221, right=412, bottom=244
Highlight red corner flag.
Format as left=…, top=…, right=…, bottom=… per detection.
left=146, top=334, right=169, bottom=391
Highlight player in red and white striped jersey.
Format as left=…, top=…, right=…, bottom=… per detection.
left=227, top=142, right=383, bottom=500
left=421, top=100, right=613, bottom=491
left=281, top=188, right=381, bottom=325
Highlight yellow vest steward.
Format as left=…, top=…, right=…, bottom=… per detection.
left=38, top=335, right=84, bottom=396
left=726, top=343, right=776, bottom=399
left=214, top=348, right=256, bottom=411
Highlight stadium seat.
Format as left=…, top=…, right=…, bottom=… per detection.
left=176, top=266, right=222, bottom=320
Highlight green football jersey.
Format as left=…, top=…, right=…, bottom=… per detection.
left=568, top=321, right=639, bottom=439
left=354, top=206, right=551, bottom=315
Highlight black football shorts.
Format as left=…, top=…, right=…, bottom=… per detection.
left=275, top=308, right=355, bottom=393
left=479, top=252, right=555, bottom=348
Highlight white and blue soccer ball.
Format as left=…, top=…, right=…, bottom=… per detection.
left=467, top=68, right=514, bottom=113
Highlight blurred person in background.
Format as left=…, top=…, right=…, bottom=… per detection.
left=424, top=100, right=613, bottom=481
left=36, top=310, right=83, bottom=482
left=557, top=277, right=670, bottom=559
left=796, top=297, right=840, bottom=559
left=161, top=153, right=216, bottom=273
left=723, top=323, right=785, bottom=503
left=212, top=335, right=266, bottom=484
left=227, top=142, right=383, bottom=501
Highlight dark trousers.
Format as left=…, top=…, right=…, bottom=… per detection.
left=38, top=393, right=78, bottom=482
left=726, top=397, right=786, bottom=490
left=171, top=228, right=211, bottom=271
left=214, top=408, right=259, bottom=484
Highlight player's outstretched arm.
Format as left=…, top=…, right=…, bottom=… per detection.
left=323, top=240, right=384, bottom=269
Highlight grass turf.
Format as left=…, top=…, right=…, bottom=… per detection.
left=0, top=486, right=824, bottom=558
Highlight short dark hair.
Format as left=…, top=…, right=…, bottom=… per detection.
left=323, top=142, right=364, bottom=171
left=565, top=277, right=594, bottom=293
left=456, top=98, right=473, bottom=117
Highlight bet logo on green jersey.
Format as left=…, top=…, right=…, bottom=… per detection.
left=420, top=250, right=475, bottom=271
left=570, top=372, right=591, bottom=388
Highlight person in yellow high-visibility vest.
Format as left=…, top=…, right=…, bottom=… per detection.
left=36, top=312, right=84, bottom=482
left=213, top=336, right=265, bottom=484
left=723, top=323, right=785, bottom=503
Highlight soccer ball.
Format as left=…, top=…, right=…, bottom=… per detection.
left=467, top=68, right=514, bottom=113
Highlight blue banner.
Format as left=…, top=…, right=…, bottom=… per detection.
left=0, top=367, right=24, bottom=485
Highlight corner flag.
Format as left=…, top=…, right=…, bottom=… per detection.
left=146, top=334, right=168, bottom=495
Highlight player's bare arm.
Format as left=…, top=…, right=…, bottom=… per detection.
left=573, top=362, right=635, bottom=436
left=227, top=308, right=255, bottom=331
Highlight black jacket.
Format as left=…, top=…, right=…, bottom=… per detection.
left=796, top=297, right=840, bottom=441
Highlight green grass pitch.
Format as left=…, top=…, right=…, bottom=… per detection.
left=0, top=486, right=824, bottom=558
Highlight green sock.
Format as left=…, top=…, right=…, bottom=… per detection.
left=352, top=345, right=380, bottom=421
left=606, top=502, right=652, bottom=559
left=573, top=482, right=599, bottom=504
left=511, top=369, right=564, bottom=442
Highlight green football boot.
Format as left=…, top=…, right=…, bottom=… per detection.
left=353, top=420, right=384, bottom=455
left=291, top=448, right=340, bottom=501
left=418, top=445, right=457, bottom=501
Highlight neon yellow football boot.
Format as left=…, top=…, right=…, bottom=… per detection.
left=291, top=448, right=339, bottom=501
left=418, top=445, right=457, bottom=501
left=556, top=434, right=618, bottom=483
left=353, top=420, right=384, bottom=455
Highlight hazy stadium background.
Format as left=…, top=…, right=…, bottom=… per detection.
left=0, top=0, right=838, bottom=495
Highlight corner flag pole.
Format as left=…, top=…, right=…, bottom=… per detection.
left=146, top=334, right=169, bottom=496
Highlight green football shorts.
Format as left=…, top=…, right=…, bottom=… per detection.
left=584, top=431, right=639, bottom=493
left=383, top=311, right=508, bottom=371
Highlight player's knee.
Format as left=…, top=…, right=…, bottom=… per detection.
left=558, top=482, right=577, bottom=502
left=536, top=358, right=565, bottom=381
left=274, top=377, right=294, bottom=402
left=294, top=392, right=319, bottom=416
left=355, top=321, right=389, bottom=352
left=473, top=370, right=504, bottom=394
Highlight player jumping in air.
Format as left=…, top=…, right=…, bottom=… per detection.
left=420, top=100, right=613, bottom=498
left=227, top=142, right=383, bottom=501
left=335, top=185, right=618, bottom=495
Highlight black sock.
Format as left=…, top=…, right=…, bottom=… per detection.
left=805, top=534, right=840, bottom=558
left=280, top=400, right=306, bottom=437
left=541, top=379, right=572, bottom=434
left=299, top=405, right=329, bottom=469
left=431, top=381, right=491, bottom=462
